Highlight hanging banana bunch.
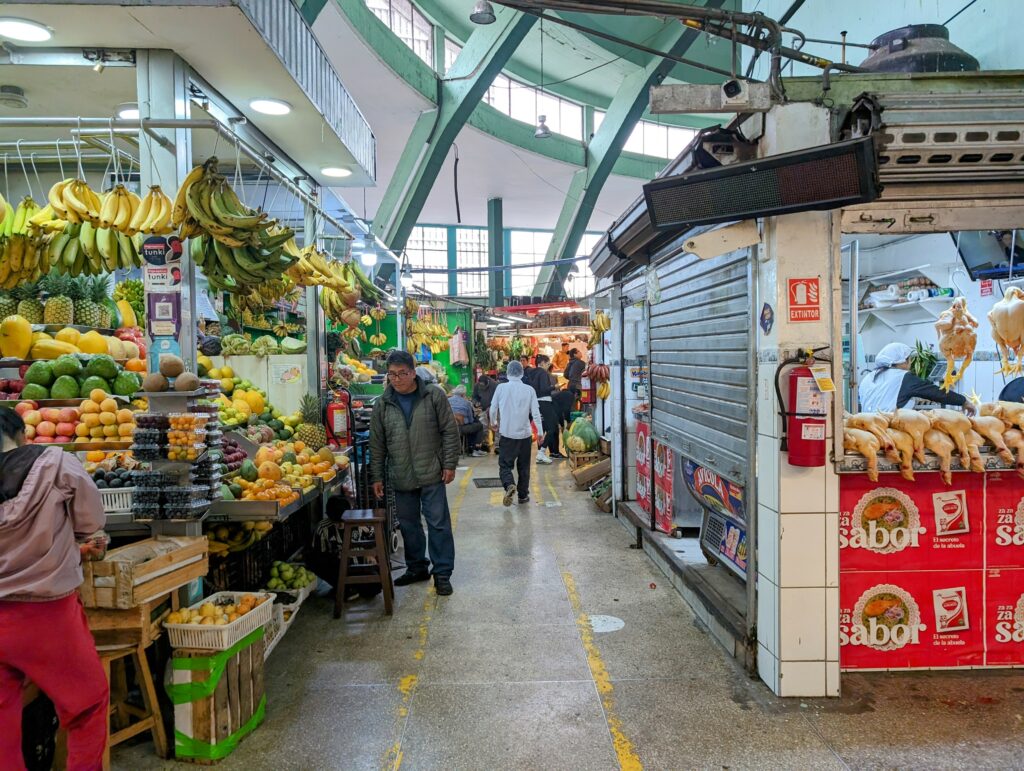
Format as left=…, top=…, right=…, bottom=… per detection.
left=47, top=178, right=104, bottom=226
left=128, top=185, right=175, bottom=236
left=0, top=196, right=47, bottom=290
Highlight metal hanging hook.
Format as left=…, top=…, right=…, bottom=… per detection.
left=75, top=117, right=85, bottom=180
left=54, top=138, right=65, bottom=180
left=29, top=153, right=43, bottom=201
left=15, top=140, right=32, bottom=200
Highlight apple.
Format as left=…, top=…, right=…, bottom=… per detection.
left=57, top=408, right=79, bottom=423
left=14, top=401, right=35, bottom=416
left=24, top=425, right=35, bottom=440
left=56, top=422, right=77, bottom=438
left=22, top=410, right=41, bottom=427
left=36, top=421, right=56, bottom=438
left=40, top=408, right=61, bottom=424
left=53, top=436, right=72, bottom=444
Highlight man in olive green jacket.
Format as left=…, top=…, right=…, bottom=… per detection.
left=370, top=350, right=461, bottom=596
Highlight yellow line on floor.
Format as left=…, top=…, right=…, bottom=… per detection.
left=562, top=570, right=643, bottom=771
left=545, top=471, right=560, bottom=506
left=382, top=468, right=473, bottom=771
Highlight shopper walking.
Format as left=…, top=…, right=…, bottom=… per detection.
left=490, top=361, right=544, bottom=506
left=0, top=407, right=110, bottom=770
left=371, top=351, right=461, bottom=596
left=526, top=354, right=557, bottom=465
left=549, top=387, right=577, bottom=459
left=564, top=348, right=586, bottom=395
left=449, top=385, right=486, bottom=456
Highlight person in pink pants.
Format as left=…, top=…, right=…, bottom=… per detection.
left=0, top=407, right=109, bottom=770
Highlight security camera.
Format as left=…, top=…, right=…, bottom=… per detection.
left=720, top=79, right=750, bottom=108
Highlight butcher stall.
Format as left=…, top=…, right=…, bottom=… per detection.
left=833, top=66, right=1024, bottom=675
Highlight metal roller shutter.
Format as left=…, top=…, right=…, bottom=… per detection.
left=648, top=245, right=753, bottom=485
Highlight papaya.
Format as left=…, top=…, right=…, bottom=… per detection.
left=29, top=339, right=81, bottom=360
left=258, top=461, right=282, bottom=481
left=0, top=315, right=32, bottom=359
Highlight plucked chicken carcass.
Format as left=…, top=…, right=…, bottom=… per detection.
left=885, top=408, right=930, bottom=464
left=843, top=412, right=894, bottom=454
left=1003, top=428, right=1024, bottom=478
left=935, top=297, right=978, bottom=390
left=927, top=409, right=973, bottom=471
left=965, top=430, right=987, bottom=473
left=885, top=428, right=916, bottom=481
left=970, top=416, right=1015, bottom=466
left=989, top=286, right=1024, bottom=375
left=981, top=401, right=1024, bottom=431
left=924, top=428, right=956, bottom=485
left=844, top=428, right=881, bottom=482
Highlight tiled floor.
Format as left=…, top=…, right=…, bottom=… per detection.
left=115, top=455, right=1024, bottom=770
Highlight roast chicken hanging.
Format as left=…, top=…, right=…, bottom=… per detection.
left=989, top=286, right=1024, bottom=375
left=934, top=297, right=978, bottom=391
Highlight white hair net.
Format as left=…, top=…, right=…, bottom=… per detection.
left=415, top=366, right=437, bottom=383
left=875, top=342, right=914, bottom=369
left=507, top=361, right=524, bottom=378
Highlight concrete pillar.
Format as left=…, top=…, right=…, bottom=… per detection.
left=487, top=198, right=503, bottom=307
left=755, top=102, right=841, bottom=698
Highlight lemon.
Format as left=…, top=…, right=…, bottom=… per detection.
left=199, top=602, right=217, bottom=618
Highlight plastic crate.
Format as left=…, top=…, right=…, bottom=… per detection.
left=164, top=591, right=273, bottom=651
left=100, top=487, right=134, bottom=515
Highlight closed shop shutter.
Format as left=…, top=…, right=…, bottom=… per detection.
left=648, top=245, right=753, bottom=485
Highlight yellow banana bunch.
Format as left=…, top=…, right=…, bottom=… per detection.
left=128, top=185, right=174, bottom=235
left=369, top=333, right=387, bottom=345
left=404, top=298, right=419, bottom=315
left=97, top=184, right=143, bottom=234
left=49, top=178, right=103, bottom=226
left=593, top=310, right=611, bottom=333
left=597, top=381, right=611, bottom=400
left=0, top=196, right=46, bottom=289
left=370, top=304, right=387, bottom=321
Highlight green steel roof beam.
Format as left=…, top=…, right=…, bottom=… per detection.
left=533, top=3, right=725, bottom=300
left=371, top=6, right=537, bottom=253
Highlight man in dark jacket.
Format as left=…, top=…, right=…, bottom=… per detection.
left=370, top=350, right=461, bottom=596
left=525, top=355, right=558, bottom=462
left=474, top=373, right=498, bottom=452
left=564, top=348, right=586, bottom=395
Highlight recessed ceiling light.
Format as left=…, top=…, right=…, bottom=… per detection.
left=116, top=102, right=139, bottom=120
left=249, top=98, right=291, bottom=116
left=0, top=18, right=52, bottom=42
left=321, top=166, right=352, bottom=178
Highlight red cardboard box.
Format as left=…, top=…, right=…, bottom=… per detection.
left=839, top=472, right=985, bottom=573
left=840, top=569, right=984, bottom=670
left=984, top=471, right=1024, bottom=569
left=984, top=568, right=1024, bottom=666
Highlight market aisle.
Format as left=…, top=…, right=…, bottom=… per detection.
left=116, top=456, right=1024, bottom=770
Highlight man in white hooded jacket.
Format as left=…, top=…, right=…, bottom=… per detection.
left=490, top=361, right=543, bottom=506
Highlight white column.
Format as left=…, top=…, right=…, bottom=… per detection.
left=755, top=102, right=842, bottom=697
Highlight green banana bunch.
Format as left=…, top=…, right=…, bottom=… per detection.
left=45, top=221, right=143, bottom=277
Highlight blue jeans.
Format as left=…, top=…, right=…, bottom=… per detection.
left=394, top=482, right=455, bottom=577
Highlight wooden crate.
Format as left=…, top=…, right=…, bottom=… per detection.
left=168, top=631, right=266, bottom=763
left=599, top=437, right=611, bottom=456
left=85, top=592, right=175, bottom=649
left=573, top=457, right=611, bottom=489
left=568, top=450, right=601, bottom=471
left=81, top=536, right=208, bottom=610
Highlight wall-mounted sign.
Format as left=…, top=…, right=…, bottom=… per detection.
left=788, top=277, right=820, bottom=323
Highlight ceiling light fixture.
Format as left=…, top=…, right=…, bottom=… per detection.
left=470, top=1, right=496, bottom=24
left=115, top=102, right=139, bottom=120
left=249, top=98, right=292, bottom=116
left=0, top=86, right=28, bottom=110
left=400, top=264, right=414, bottom=289
left=535, top=116, right=551, bottom=139
left=535, top=17, right=549, bottom=139
left=0, top=18, right=52, bottom=42
left=321, top=166, right=352, bottom=178
left=360, top=250, right=378, bottom=268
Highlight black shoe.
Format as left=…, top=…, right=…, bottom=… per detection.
left=518, top=496, right=530, bottom=504
left=394, top=571, right=431, bottom=587
left=503, top=484, right=517, bottom=507
left=550, top=452, right=566, bottom=459
left=435, top=576, right=453, bottom=596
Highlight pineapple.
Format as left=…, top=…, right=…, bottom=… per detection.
left=42, top=272, right=74, bottom=326
left=14, top=280, right=43, bottom=324
left=90, top=275, right=112, bottom=329
left=72, top=276, right=99, bottom=328
left=0, top=291, right=16, bottom=320
left=296, top=393, right=327, bottom=450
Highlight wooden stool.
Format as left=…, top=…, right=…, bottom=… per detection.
left=100, top=644, right=168, bottom=769
left=334, top=508, right=394, bottom=618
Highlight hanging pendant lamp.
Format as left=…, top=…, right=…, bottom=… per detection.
left=535, top=16, right=549, bottom=139
left=470, top=1, right=496, bottom=24
left=535, top=116, right=551, bottom=139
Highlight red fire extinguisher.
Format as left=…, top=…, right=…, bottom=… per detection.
left=325, top=387, right=352, bottom=449
left=775, top=349, right=830, bottom=467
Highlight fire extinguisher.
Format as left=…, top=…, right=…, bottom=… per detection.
left=775, top=347, right=831, bottom=467
left=325, top=386, right=352, bottom=449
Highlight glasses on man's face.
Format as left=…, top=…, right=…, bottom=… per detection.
left=388, top=369, right=414, bottom=380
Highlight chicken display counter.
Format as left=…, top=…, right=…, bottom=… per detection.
left=837, top=404, right=1024, bottom=671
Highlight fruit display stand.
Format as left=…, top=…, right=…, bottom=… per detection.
left=81, top=536, right=209, bottom=610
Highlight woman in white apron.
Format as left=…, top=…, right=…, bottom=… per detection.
left=859, top=342, right=975, bottom=414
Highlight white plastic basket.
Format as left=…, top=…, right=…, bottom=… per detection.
left=100, top=487, right=133, bottom=514
left=164, top=591, right=274, bottom=651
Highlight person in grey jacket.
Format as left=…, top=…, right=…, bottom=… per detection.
left=370, top=350, right=461, bottom=595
